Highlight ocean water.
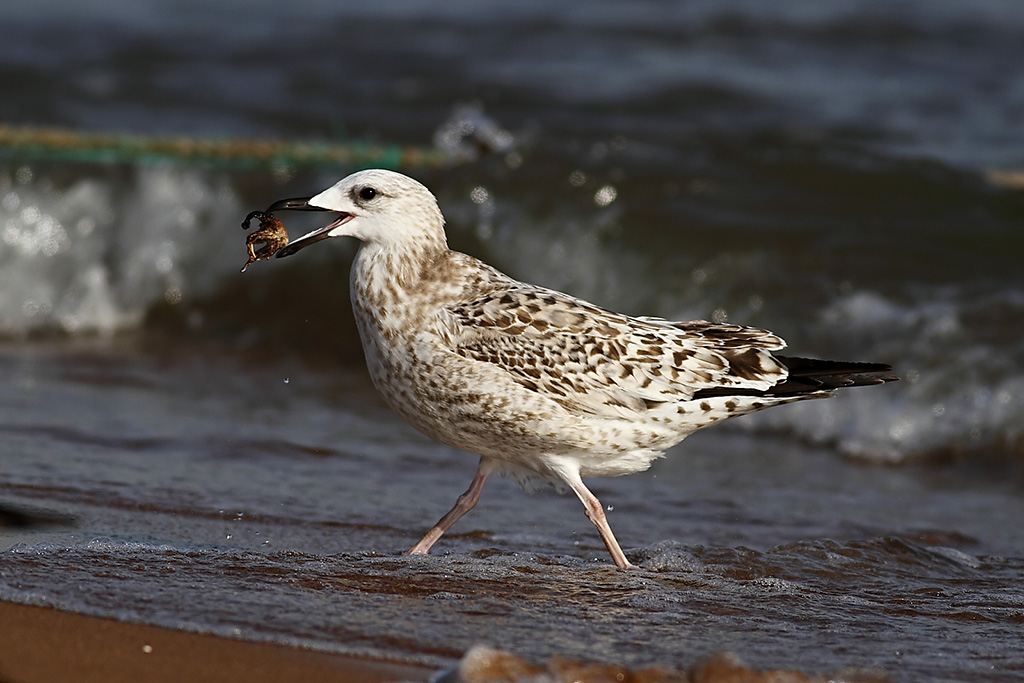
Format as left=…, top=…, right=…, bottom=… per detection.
left=1, top=1, right=1023, bottom=681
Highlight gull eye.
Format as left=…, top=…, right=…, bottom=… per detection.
left=358, top=187, right=377, bottom=201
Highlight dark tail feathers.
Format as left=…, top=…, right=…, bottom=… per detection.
left=694, top=356, right=898, bottom=399
left=778, top=356, right=897, bottom=390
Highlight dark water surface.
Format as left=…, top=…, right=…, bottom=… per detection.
left=2, top=340, right=1022, bottom=681
left=1, top=1, right=1023, bottom=681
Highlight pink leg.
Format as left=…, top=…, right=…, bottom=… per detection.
left=567, top=478, right=635, bottom=569
left=406, top=459, right=495, bottom=555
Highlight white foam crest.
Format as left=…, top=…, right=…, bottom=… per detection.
left=0, top=165, right=242, bottom=336
left=740, top=288, right=1024, bottom=461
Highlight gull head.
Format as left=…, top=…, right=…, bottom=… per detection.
left=273, top=169, right=446, bottom=258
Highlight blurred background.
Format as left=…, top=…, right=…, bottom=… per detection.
left=2, top=2, right=1024, bottom=678
left=2, top=0, right=1023, bottom=464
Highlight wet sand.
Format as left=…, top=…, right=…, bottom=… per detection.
left=0, top=600, right=433, bottom=683
left=2, top=600, right=881, bottom=683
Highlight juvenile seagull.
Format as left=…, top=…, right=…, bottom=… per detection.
left=268, top=169, right=895, bottom=569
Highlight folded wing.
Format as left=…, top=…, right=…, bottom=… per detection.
left=446, top=285, right=792, bottom=418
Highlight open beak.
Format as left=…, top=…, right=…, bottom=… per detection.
left=264, top=197, right=324, bottom=213
left=259, top=196, right=354, bottom=258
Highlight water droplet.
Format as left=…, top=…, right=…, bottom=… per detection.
left=470, top=186, right=489, bottom=204
left=283, top=377, right=290, bottom=384
left=593, top=185, right=617, bottom=207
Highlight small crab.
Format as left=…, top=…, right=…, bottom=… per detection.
left=240, top=210, right=289, bottom=272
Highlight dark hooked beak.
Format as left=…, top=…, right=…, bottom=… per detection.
left=250, top=196, right=351, bottom=259
left=264, top=196, right=325, bottom=213
left=276, top=206, right=356, bottom=260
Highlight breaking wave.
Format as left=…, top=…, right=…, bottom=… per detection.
left=1, top=160, right=1021, bottom=464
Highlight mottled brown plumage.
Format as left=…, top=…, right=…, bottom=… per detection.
left=268, top=169, right=896, bottom=569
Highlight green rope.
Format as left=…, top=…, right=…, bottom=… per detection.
left=0, top=122, right=455, bottom=170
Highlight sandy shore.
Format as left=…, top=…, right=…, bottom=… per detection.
left=0, top=600, right=433, bottom=683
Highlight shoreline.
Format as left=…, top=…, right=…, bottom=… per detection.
left=0, top=600, right=433, bottom=683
